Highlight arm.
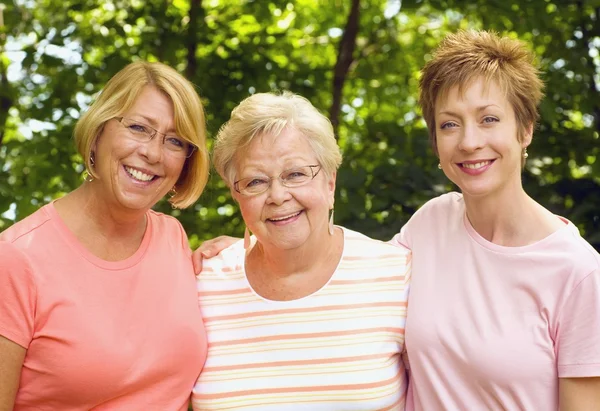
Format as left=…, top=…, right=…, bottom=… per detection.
left=0, top=242, right=36, bottom=409
left=559, top=377, right=600, bottom=411
left=0, top=335, right=25, bottom=411
left=191, top=236, right=240, bottom=274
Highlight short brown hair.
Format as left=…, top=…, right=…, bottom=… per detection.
left=419, top=30, right=545, bottom=156
left=74, top=61, right=209, bottom=208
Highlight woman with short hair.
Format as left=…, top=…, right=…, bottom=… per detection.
left=394, top=30, right=600, bottom=410
left=193, top=91, right=411, bottom=410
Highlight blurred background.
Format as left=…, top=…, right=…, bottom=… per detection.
left=0, top=0, right=598, bottom=250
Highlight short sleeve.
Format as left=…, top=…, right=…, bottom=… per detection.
left=556, top=268, right=600, bottom=377
left=0, top=242, right=37, bottom=348
left=389, top=224, right=411, bottom=250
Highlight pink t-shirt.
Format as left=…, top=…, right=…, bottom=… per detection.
left=0, top=203, right=207, bottom=410
left=391, top=192, right=600, bottom=410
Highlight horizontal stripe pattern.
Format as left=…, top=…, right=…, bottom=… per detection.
left=193, top=228, right=411, bottom=410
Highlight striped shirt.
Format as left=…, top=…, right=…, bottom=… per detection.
left=193, top=227, right=411, bottom=410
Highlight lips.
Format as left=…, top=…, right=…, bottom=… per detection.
left=267, top=211, right=302, bottom=222
left=124, top=166, right=156, bottom=182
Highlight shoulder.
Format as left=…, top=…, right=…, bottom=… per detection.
left=0, top=205, right=53, bottom=246
left=0, top=241, right=31, bottom=266
left=199, top=239, right=246, bottom=275
left=342, top=227, right=411, bottom=260
left=551, top=222, right=600, bottom=280
left=0, top=240, right=36, bottom=289
left=413, top=192, right=464, bottom=220
left=147, top=209, right=184, bottom=230
left=402, top=191, right=465, bottom=236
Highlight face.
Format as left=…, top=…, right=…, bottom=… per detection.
left=232, top=127, right=336, bottom=251
left=435, top=77, right=532, bottom=199
left=92, top=86, right=186, bottom=212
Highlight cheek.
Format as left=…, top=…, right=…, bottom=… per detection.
left=237, top=198, right=263, bottom=224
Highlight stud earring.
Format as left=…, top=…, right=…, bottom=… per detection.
left=438, top=163, right=442, bottom=170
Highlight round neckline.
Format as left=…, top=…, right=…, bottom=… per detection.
left=46, top=201, right=153, bottom=270
left=462, top=211, right=572, bottom=254
left=241, top=226, right=347, bottom=304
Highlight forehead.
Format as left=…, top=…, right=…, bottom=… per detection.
left=235, top=127, right=316, bottom=172
left=435, top=77, right=509, bottom=112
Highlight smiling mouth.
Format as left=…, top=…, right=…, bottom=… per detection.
left=124, top=166, right=156, bottom=182
left=267, top=211, right=302, bottom=222
left=461, top=160, right=493, bottom=169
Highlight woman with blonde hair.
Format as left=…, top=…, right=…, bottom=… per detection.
left=193, top=91, right=411, bottom=410
left=0, top=61, right=210, bottom=410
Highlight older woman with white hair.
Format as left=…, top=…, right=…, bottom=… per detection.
left=192, top=91, right=411, bottom=410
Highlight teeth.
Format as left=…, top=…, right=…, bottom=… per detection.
left=125, top=166, right=154, bottom=182
left=463, top=161, right=491, bottom=169
left=269, top=212, right=301, bottom=221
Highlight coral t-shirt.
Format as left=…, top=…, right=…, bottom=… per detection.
left=0, top=202, right=207, bottom=410
left=391, top=192, right=600, bottom=410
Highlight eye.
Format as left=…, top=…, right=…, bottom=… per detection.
left=281, top=168, right=310, bottom=181
left=165, top=136, right=186, bottom=149
left=440, top=121, right=458, bottom=130
left=244, top=178, right=269, bottom=188
left=127, top=122, right=151, bottom=134
left=482, top=116, right=499, bottom=124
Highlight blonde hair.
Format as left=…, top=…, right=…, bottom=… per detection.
left=213, top=91, right=342, bottom=186
left=74, top=61, right=209, bottom=208
left=419, top=30, right=545, bottom=157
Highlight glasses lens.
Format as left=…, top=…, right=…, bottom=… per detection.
left=122, top=118, right=154, bottom=142
left=236, top=177, right=270, bottom=195
left=281, top=166, right=313, bottom=187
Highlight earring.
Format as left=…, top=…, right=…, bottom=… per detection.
left=328, top=209, right=334, bottom=235
left=85, top=151, right=96, bottom=182
left=438, top=163, right=442, bottom=170
left=169, top=187, right=178, bottom=209
left=244, top=226, right=251, bottom=249
left=84, top=171, right=94, bottom=182
left=523, top=148, right=529, bottom=159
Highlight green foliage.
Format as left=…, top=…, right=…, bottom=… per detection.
left=0, top=0, right=598, bottom=250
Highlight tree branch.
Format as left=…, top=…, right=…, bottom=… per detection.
left=329, top=0, right=360, bottom=138
left=577, top=1, right=600, bottom=134
left=186, top=0, right=202, bottom=79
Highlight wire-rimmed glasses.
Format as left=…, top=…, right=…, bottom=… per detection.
left=114, top=117, right=196, bottom=158
left=234, top=165, right=322, bottom=196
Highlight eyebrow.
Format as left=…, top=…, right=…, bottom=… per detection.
left=437, top=104, right=501, bottom=117
left=131, top=114, right=177, bottom=134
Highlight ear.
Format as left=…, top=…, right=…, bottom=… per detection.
left=521, top=123, right=534, bottom=148
left=327, top=171, right=337, bottom=209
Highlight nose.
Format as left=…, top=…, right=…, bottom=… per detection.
left=139, top=133, right=164, bottom=163
left=266, top=179, right=292, bottom=205
left=457, top=122, right=484, bottom=152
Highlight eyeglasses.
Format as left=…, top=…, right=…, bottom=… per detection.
left=114, top=117, right=196, bottom=158
left=234, top=165, right=322, bottom=196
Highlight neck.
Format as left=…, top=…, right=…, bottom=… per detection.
left=59, top=182, right=147, bottom=239
left=249, top=227, right=342, bottom=279
left=463, top=181, right=561, bottom=247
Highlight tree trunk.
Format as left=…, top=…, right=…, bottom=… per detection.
left=186, top=0, right=203, bottom=79
left=329, top=0, right=360, bottom=138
